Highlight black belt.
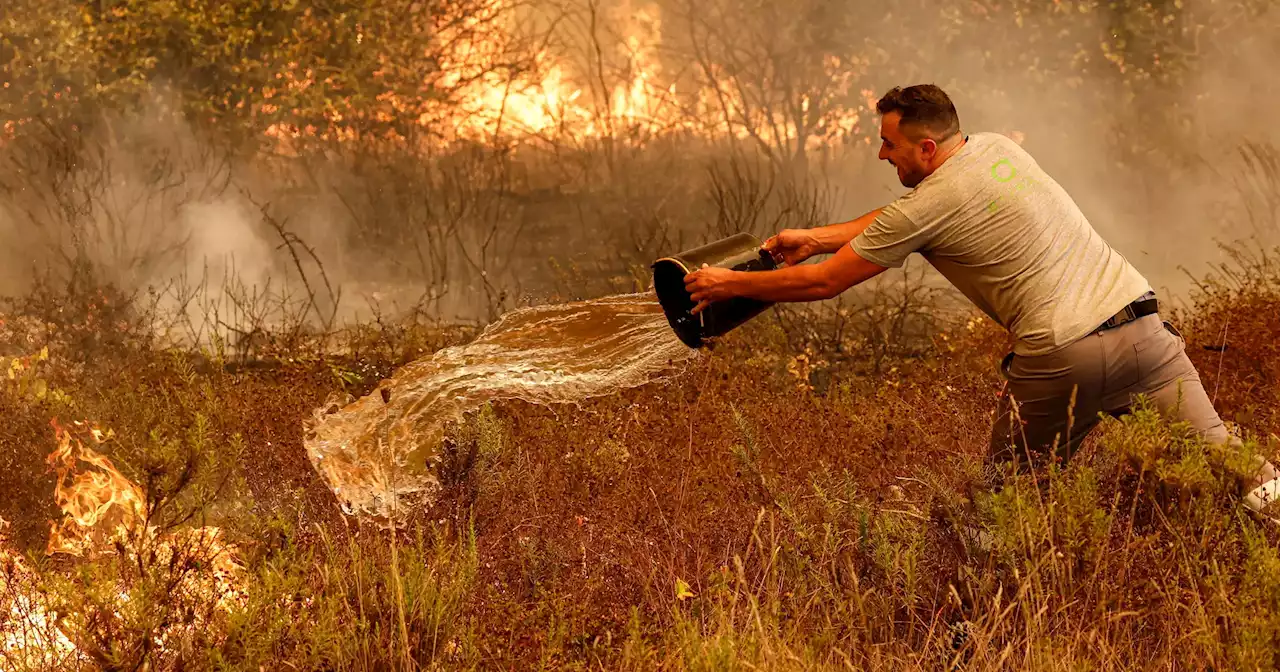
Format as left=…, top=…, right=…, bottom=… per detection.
left=1095, top=292, right=1159, bottom=333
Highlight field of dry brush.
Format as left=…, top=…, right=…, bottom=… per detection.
left=2, top=243, right=1278, bottom=670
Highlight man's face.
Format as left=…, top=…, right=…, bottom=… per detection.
left=878, top=112, right=935, bottom=188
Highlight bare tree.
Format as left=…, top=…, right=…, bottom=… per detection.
left=0, top=115, right=235, bottom=291
left=664, top=0, right=867, bottom=176
left=707, top=151, right=833, bottom=241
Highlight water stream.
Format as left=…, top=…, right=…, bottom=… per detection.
left=303, top=292, right=699, bottom=520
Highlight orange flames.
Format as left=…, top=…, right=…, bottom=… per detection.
left=46, top=419, right=146, bottom=557
left=441, top=4, right=695, bottom=143
left=2, top=418, right=245, bottom=666
left=45, top=419, right=244, bottom=609
left=265, top=0, right=691, bottom=146
left=263, top=1, right=870, bottom=151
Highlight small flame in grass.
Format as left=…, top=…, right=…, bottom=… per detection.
left=3, top=418, right=247, bottom=665
left=46, top=419, right=146, bottom=557
left=45, top=419, right=245, bottom=607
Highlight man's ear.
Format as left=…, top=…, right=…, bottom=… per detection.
left=919, top=137, right=938, bottom=157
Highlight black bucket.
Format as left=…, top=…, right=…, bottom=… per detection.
left=652, top=233, right=778, bottom=348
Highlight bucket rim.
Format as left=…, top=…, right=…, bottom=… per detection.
left=652, top=256, right=690, bottom=272
left=651, top=256, right=706, bottom=335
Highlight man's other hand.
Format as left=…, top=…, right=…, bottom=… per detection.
left=684, top=264, right=736, bottom=315
left=762, top=229, right=823, bottom=266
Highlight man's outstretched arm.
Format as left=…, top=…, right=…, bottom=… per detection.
left=807, top=208, right=884, bottom=255
left=764, top=208, right=886, bottom=265
left=686, top=242, right=888, bottom=314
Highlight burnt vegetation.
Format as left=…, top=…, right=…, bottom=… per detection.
left=3, top=0, right=1280, bottom=670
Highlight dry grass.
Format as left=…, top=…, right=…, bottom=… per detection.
left=1, top=253, right=1278, bottom=671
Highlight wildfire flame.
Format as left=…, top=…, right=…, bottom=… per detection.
left=263, top=1, right=868, bottom=151
left=46, top=419, right=244, bottom=607
left=3, top=419, right=245, bottom=667
left=46, top=419, right=145, bottom=557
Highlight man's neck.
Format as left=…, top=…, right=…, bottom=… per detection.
left=934, top=133, right=967, bottom=166
left=919, top=134, right=967, bottom=178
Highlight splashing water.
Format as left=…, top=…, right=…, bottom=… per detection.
left=303, top=292, right=699, bottom=520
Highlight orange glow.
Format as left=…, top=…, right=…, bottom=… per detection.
left=3, top=418, right=245, bottom=663
left=46, top=419, right=145, bottom=557
left=260, top=1, right=868, bottom=151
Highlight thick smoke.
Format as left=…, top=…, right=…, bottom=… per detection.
left=1, top=0, right=1276, bottom=336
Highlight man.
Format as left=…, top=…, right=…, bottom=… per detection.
left=684, top=84, right=1278, bottom=519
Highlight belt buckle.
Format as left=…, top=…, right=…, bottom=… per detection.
left=1097, top=294, right=1156, bottom=335
left=1098, top=305, right=1128, bottom=333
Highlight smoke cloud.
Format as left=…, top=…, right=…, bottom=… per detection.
left=1, top=0, right=1276, bottom=336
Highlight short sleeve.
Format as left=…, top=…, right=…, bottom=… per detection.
left=850, top=202, right=929, bottom=269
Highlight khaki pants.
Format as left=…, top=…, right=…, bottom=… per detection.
left=988, top=312, right=1229, bottom=471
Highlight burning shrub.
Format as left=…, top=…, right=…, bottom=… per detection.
left=0, top=419, right=246, bottom=671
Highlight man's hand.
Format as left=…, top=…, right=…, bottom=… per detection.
left=762, top=229, right=823, bottom=266
left=684, top=264, right=737, bottom=315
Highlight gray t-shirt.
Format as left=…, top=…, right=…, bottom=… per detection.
left=851, top=131, right=1151, bottom=356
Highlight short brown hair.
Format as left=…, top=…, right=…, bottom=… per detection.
left=875, top=85, right=961, bottom=142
